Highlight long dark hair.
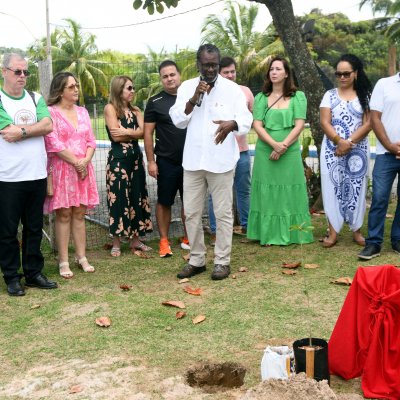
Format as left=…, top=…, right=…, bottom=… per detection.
left=262, top=56, right=297, bottom=97
left=47, top=72, right=77, bottom=106
left=335, top=54, right=372, bottom=113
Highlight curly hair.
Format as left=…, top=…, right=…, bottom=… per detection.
left=335, top=54, right=372, bottom=113
left=262, top=56, right=297, bottom=97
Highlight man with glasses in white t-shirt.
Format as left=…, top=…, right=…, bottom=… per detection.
left=0, top=53, right=57, bottom=296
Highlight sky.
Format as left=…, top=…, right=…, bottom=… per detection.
left=0, top=0, right=375, bottom=54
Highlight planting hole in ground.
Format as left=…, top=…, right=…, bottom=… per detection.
left=185, top=362, right=246, bottom=393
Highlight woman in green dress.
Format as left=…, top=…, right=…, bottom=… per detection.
left=247, top=57, right=313, bottom=246
left=104, top=76, right=153, bottom=257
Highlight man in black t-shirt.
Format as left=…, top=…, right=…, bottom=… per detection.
left=144, top=60, right=188, bottom=258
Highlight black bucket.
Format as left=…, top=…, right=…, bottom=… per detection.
left=293, top=338, right=330, bottom=384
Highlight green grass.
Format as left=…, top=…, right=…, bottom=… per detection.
left=0, top=206, right=398, bottom=397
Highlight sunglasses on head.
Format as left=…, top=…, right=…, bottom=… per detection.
left=126, top=85, right=135, bottom=92
left=334, top=71, right=353, bottom=78
left=6, top=67, right=30, bottom=76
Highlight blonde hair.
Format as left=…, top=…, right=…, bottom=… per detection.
left=108, top=75, right=134, bottom=118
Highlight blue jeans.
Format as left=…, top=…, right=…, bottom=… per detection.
left=208, top=150, right=251, bottom=233
left=366, top=153, right=400, bottom=247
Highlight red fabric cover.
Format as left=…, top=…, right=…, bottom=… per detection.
left=329, top=265, right=400, bottom=400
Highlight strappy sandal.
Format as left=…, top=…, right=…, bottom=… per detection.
left=59, top=261, right=73, bottom=279
left=132, top=241, right=152, bottom=252
left=110, top=247, right=121, bottom=257
left=75, top=256, right=95, bottom=273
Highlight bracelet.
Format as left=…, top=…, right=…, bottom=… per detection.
left=188, top=98, right=196, bottom=106
left=332, top=135, right=341, bottom=145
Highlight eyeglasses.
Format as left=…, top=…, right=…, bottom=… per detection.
left=334, top=71, right=354, bottom=78
left=126, top=85, right=135, bottom=92
left=200, top=63, right=219, bottom=70
left=6, top=67, right=30, bottom=77
left=65, top=83, right=80, bottom=90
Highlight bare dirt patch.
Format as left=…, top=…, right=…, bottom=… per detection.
left=0, top=359, right=363, bottom=400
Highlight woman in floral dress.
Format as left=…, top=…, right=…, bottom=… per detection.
left=320, top=54, right=372, bottom=247
left=44, top=72, right=99, bottom=278
left=104, top=75, right=152, bottom=257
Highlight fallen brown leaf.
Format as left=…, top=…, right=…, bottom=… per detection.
left=192, top=315, right=206, bottom=324
left=238, top=267, right=248, bottom=272
left=183, top=286, right=202, bottom=296
left=30, top=304, right=41, bottom=310
left=161, top=300, right=186, bottom=309
left=95, top=316, right=112, bottom=327
left=231, top=274, right=237, bottom=279
left=103, top=243, right=113, bottom=250
left=119, top=284, right=133, bottom=291
left=304, top=264, right=320, bottom=269
left=178, top=278, right=190, bottom=284
left=282, top=262, right=301, bottom=269
left=69, top=384, right=84, bottom=394
left=165, top=326, right=172, bottom=331
left=240, top=238, right=251, bottom=243
left=387, top=213, right=394, bottom=218
left=330, top=277, right=352, bottom=286
left=133, top=250, right=152, bottom=259
left=176, top=311, right=186, bottom=319
left=182, top=253, right=190, bottom=261
left=282, top=270, right=297, bottom=275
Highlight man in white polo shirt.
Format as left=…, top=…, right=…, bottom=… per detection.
left=358, top=72, right=400, bottom=260
left=0, top=53, right=57, bottom=296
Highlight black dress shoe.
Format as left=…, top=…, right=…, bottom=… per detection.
left=211, top=264, right=230, bottom=280
left=25, top=273, right=58, bottom=289
left=177, top=264, right=206, bottom=279
left=7, top=281, right=25, bottom=296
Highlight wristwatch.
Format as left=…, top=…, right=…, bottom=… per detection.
left=21, top=127, right=27, bottom=139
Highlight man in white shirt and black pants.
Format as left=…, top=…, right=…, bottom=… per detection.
left=169, top=44, right=252, bottom=280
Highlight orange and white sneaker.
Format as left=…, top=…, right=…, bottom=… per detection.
left=159, top=238, right=173, bottom=258
left=180, top=237, right=190, bottom=250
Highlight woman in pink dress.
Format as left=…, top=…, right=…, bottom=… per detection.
left=44, top=72, right=99, bottom=278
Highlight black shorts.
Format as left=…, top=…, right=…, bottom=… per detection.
left=156, top=156, right=183, bottom=207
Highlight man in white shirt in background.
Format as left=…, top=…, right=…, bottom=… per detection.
left=208, top=56, right=254, bottom=244
left=169, top=44, right=252, bottom=280
left=358, top=72, right=400, bottom=260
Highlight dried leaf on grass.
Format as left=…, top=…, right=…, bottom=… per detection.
left=282, top=270, right=297, bottom=275
left=304, top=264, right=320, bottom=269
left=162, top=300, right=186, bottom=309
left=231, top=274, right=237, bottom=279
left=103, top=243, right=113, bottom=250
left=30, top=304, right=41, bottom=310
left=178, top=278, right=190, bottom=284
left=330, top=277, right=352, bottom=286
left=240, top=238, right=251, bottom=243
left=282, top=262, right=301, bottom=269
left=132, top=250, right=152, bottom=259
left=387, top=213, right=394, bottom=218
left=238, top=267, right=248, bottom=272
left=95, top=316, right=111, bottom=327
left=176, top=311, right=186, bottom=319
left=192, top=315, right=206, bottom=324
left=183, top=286, right=202, bottom=296
left=69, top=384, right=84, bottom=394
left=182, top=253, right=190, bottom=261
left=119, top=284, right=133, bottom=291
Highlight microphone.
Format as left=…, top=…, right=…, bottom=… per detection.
left=197, top=76, right=205, bottom=107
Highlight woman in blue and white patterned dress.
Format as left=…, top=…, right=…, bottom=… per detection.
left=320, top=54, right=372, bottom=248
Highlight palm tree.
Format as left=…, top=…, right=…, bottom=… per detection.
left=200, top=0, right=280, bottom=86
left=359, top=0, right=400, bottom=74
